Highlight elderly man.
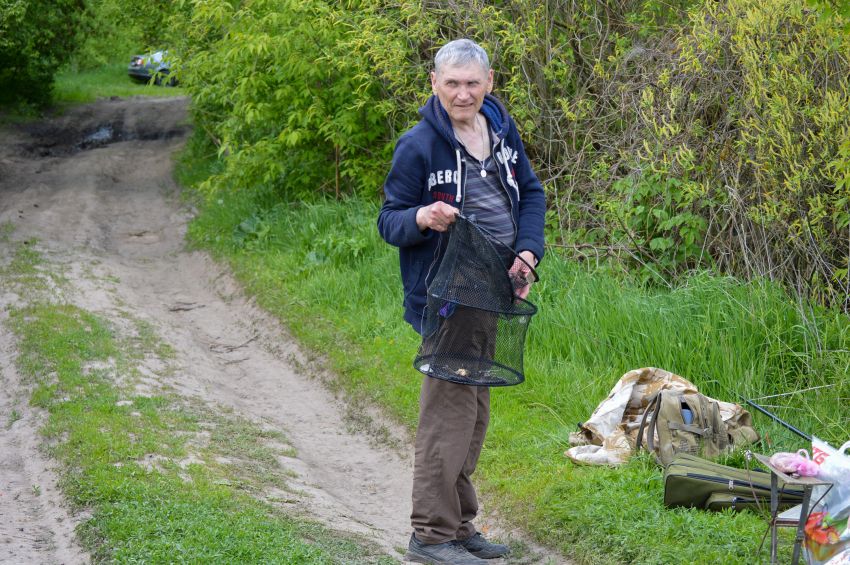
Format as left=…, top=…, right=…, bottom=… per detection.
left=377, top=39, right=546, bottom=565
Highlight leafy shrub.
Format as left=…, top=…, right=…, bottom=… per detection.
left=603, top=173, right=711, bottom=278
left=0, top=0, right=86, bottom=108
left=174, top=0, right=388, bottom=201
left=616, top=0, right=850, bottom=303
left=232, top=214, right=272, bottom=251
left=174, top=0, right=693, bottom=200
left=69, top=0, right=190, bottom=70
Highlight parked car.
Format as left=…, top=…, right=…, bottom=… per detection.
left=128, top=51, right=177, bottom=86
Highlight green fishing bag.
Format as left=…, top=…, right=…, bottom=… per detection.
left=704, top=492, right=762, bottom=511
left=637, top=390, right=729, bottom=467
left=664, top=454, right=805, bottom=511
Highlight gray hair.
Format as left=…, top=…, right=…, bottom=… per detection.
left=434, top=39, right=490, bottom=74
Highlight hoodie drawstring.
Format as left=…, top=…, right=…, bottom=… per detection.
left=455, top=148, right=462, bottom=203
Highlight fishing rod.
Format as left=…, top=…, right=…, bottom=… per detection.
left=741, top=398, right=811, bottom=441
left=707, top=380, right=812, bottom=441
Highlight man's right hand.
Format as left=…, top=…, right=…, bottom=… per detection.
left=416, top=201, right=458, bottom=232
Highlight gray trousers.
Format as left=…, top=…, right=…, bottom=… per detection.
left=411, top=306, right=492, bottom=544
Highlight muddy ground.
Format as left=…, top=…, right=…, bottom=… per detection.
left=0, top=97, right=566, bottom=564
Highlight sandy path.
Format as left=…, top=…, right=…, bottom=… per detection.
left=0, top=97, right=565, bottom=564
left=0, top=324, right=89, bottom=565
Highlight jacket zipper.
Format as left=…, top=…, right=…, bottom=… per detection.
left=460, top=155, right=467, bottom=215
left=492, top=137, right=518, bottom=238
left=454, top=148, right=462, bottom=203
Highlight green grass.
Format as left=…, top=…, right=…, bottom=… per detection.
left=0, top=221, right=14, bottom=242
left=0, top=239, right=63, bottom=292
left=2, top=242, right=392, bottom=564
left=53, top=64, right=184, bottom=105
left=179, top=136, right=849, bottom=564
left=7, top=408, right=21, bottom=428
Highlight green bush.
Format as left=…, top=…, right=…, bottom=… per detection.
left=0, top=0, right=85, bottom=108
left=69, top=0, right=189, bottom=70
left=174, top=0, right=694, bottom=200
left=174, top=0, right=389, bottom=200
left=612, top=0, right=850, bottom=301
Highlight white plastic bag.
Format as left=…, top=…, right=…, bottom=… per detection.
left=806, top=441, right=850, bottom=565
left=814, top=436, right=838, bottom=466
left=815, top=441, right=850, bottom=519
left=826, top=548, right=850, bottom=565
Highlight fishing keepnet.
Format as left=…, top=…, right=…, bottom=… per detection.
left=414, top=215, right=538, bottom=386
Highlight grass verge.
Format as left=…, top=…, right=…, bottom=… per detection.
left=178, top=135, right=849, bottom=564
left=53, top=64, right=184, bottom=105
left=2, top=239, right=392, bottom=564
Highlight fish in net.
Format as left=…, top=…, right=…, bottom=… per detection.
left=414, top=214, right=538, bottom=386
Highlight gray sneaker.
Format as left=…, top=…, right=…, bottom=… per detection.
left=405, top=533, right=487, bottom=564
left=459, top=533, right=510, bottom=559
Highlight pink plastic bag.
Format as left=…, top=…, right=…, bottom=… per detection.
left=770, top=449, right=820, bottom=476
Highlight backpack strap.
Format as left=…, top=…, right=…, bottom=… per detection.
left=646, top=394, right=664, bottom=454
left=636, top=391, right=661, bottom=452
left=667, top=423, right=710, bottom=435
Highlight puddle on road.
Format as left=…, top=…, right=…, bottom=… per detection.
left=76, top=125, right=122, bottom=150
left=21, top=119, right=189, bottom=158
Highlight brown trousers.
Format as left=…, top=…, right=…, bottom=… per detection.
left=411, top=306, right=493, bottom=544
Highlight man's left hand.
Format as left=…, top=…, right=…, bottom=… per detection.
left=509, top=250, right=537, bottom=300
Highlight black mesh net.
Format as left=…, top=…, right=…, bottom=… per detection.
left=414, top=215, right=538, bottom=387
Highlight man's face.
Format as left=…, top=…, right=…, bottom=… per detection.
left=430, top=63, right=493, bottom=126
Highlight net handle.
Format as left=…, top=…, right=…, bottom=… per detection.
left=455, top=213, right=541, bottom=284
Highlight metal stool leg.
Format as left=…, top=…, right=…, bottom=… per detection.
left=770, top=472, right=779, bottom=564
left=791, top=487, right=813, bottom=565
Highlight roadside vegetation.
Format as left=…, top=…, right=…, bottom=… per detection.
left=0, top=238, right=393, bottom=564
left=0, top=0, right=83, bottom=109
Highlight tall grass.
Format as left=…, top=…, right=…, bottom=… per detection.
left=183, top=147, right=849, bottom=562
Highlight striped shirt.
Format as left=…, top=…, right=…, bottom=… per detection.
left=460, top=145, right=516, bottom=249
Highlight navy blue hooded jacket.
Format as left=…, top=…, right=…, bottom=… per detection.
left=377, top=94, right=546, bottom=334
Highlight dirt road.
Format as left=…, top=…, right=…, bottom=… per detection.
left=0, top=97, right=564, bottom=564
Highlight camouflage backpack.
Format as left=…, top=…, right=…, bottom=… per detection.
left=636, top=390, right=730, bottom=466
